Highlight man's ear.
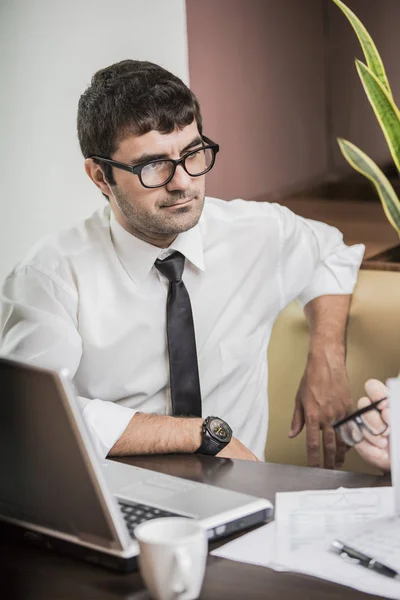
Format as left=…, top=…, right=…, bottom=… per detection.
left=84, top=158, right=112, bottom=197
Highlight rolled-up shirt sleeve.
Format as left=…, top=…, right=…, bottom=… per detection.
left=275, top=205, right=365, bottom=309
left=297, top=239, right=365, bottom=308
left=0, top=266, right=135, bottom=457
left=80, top=398, right=134, bottom=458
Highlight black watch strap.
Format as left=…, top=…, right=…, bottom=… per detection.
left=195, top=435, right=221, bottom=456
left=195, top=416, right=232, bottom=456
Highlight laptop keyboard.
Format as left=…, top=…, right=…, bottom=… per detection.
left=118, top=500, right=180, bottom=538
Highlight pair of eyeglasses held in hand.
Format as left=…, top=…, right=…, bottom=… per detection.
left=333, top=398, right=389, bottom=446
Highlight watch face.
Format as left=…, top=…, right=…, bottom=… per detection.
left=209, top=418, right=230, bottom=442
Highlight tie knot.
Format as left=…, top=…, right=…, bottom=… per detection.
left=155, top=251, right=185, bottom=282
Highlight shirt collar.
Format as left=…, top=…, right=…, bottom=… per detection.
left=109, top=209, right=204, bottom=285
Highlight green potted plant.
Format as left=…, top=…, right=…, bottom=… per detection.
left=333, top=0, right=400, bottom=270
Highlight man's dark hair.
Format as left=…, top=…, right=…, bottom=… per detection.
left=77, top=59, right=203, bottom=190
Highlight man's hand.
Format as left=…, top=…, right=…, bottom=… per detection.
left=289, top=295, right=353, bottom=469
left=355, top=379, right=390, bottom=473
left=289, top=348, right=352, bottom=468
left=216, top=437, right=259, bottom=461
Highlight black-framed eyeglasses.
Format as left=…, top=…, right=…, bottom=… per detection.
left=91, top=135, right=219, bottom=189
left=333, top=398, right=389, bottom=446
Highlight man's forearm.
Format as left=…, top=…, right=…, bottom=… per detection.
left=304, top=294, right=351, bottom=359
left=108, top=413, right=203, bottom=457
left=295, top=294, right=353, bottom=468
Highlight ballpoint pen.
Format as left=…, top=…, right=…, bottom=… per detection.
left=332, top=540, right=399, bottom=579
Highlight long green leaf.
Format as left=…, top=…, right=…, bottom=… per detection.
left=338, top=138, right=400, bottom=236
left=356, top=60, right=400, bottom=174
left=332, top=0, right=392, bottom=96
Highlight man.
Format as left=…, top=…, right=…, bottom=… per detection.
left=0, top=60, right=364, bottom=466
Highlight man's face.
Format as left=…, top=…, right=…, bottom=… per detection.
left=89, top=121, right=206, bottom=247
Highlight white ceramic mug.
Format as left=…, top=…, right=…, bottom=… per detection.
left=135, top=517, right=208, bottom=600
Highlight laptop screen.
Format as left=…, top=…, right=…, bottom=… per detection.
left=0, top=357, right=125, bottom=549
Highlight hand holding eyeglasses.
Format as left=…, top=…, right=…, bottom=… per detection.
left=334, top=379, right=391, bottom=472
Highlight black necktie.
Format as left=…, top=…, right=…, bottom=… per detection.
left=155, top=252, right=202, bottom=417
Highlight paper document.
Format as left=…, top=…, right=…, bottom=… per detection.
left=213, top=486, right=400, bottom=599
left=275, top=486, right=394, bottom=558
left=275, top=486, right=400, bottom=600
left=339, top=514, right=400, bottom=573
left=211, top=521, right=285, bottom=570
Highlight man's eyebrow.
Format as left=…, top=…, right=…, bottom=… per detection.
left=181, top=136, right=203, bottom=153
left=129, top=136, right=203, bottom=165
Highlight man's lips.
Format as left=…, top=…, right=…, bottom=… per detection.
left=161, top=198, right=194, bottom=208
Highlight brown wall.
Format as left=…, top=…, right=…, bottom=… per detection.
left=186, top=0, right=400, bottom=200
left=186, top=0, right=328, bottom=201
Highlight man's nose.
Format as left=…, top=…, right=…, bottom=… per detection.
left=166, top=164, right=192, bottom=191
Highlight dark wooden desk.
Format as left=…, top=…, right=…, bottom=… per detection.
left=0, top=455, right=392, bottom=600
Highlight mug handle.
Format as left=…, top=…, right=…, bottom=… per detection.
left=171, top=547, right=192, bottom=595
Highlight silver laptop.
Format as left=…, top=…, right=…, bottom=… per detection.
left=0, top=355, right=273, bottom=571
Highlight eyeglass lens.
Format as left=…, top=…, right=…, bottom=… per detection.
left=337, top=420, right=365, bottom=446
left=336, top=401, right=389, bottom=446
left=141, top=147, right=214, bottom=187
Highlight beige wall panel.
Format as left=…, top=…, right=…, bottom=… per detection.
left=267, top=270, right=400, bottom=473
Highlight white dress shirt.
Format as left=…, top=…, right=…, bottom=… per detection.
left=0, top=198, right=364, bottom=459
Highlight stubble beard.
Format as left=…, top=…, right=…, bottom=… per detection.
left=113, top=186, right=205, bottom=236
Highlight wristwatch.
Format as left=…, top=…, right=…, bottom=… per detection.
left=195, top=416, right=233, bottom=456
